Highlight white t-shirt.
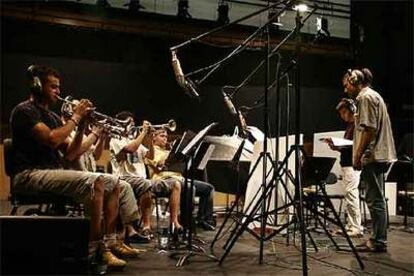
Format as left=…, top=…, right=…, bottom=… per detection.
left=110, top=137, right=148, bottom=178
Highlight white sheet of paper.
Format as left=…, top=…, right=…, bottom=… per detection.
left=320, top=136, right=353, bottom=147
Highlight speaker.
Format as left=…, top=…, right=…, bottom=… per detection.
left=0, top=216, right=89, bottom=275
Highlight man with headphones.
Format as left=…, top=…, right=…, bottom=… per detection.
left=343, top=68, right=396, bottom=253
left=10, top=65, right=140, bottom=269
left=327, top=98, right=363, bottom=237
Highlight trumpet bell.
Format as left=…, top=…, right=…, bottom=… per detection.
left=167, top=119, right=177, bottom=132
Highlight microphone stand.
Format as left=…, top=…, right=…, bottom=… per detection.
left=171, top=0, right=294, bottom=92
left=170, top=1, right=365, bottom=274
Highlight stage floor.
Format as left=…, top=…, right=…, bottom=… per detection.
left=116, top=226, right=414, bottom=276
left=1, top=200, right=413, bottom=275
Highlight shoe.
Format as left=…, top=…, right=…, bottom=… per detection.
left=102, top=249, right=127, bottom=270
left=356, top=240, right=387, bottom=253
left=88, top=243, right=108, bottom=275
left=141, top=228, right=154, bottom=239
left=172, top=226, right=184, bottom=244
left=110, top=241, right=140, bottom=258
left=335, top=229, right=363, bottom=238
left=346, top=229, right=363, bottom=238
left=128, top=232, right=151, bottom=244
left=197, top=220, right=215, bottom=231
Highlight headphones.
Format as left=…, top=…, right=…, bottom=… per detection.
left=346, top=68, right=365, bottom=86
left=27, top=64, right=43, bottom=96
left=337, top=98, right=357, bottom=114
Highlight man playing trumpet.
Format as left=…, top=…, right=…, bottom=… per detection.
left=10, top=65, right=140, bottom=269
left=109, top=112, right=183, bottom=239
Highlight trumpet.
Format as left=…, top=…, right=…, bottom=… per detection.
left=128, top=119, right=177, bottom=135
left=58, top=95, right=131, bottom=138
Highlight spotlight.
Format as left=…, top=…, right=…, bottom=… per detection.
left=316, top=17, right=330, bottom=37
left=96, top=0, right=111, bottom=8
left=177, top=0, right=192, bottom=19
left=292, top=3, right=308, bottom=13
left=124, top=0, right=145, bottom=12
left=217, top=0, right=230, bottom=25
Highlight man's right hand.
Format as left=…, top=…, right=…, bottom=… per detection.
left=72, top=99, right=94, bottom=123
left=141, top=120, right=151, bottom=134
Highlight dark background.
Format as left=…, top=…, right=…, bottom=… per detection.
left=1, top=1, right=412, bottom=147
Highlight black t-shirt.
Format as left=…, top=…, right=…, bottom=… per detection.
left=340, top=123, right=354, bottom=167
left=10, top=100, right=63, bottom=174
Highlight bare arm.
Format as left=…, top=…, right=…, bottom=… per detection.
left=32, top=120, right=77, bottom=149
left=122, top=121, right=151, bottom=153
left=32, top=99, right=92, bottom=149
left=353, top=126, right=376, bottom=170
left=65, top=122, right=87, bottom=161
left=93, top=132, right=108, bottom=161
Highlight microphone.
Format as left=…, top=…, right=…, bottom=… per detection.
left=223, top=91, right=238, bottom=115
left=171, top=50, right=185, bottom=86
left=171, top=50, right=200, bottom=98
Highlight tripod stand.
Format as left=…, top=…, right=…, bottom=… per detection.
left=169, top=124, right=218, bottom=267
left=215, top=11, right=365, bottom=276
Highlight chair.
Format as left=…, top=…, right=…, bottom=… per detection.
left=4, top=138, right=77, bottom=216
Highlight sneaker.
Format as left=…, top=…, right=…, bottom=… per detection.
left=110, top=242, right=140, bottom=258
left=128, top=232, right=151, bottom=244
left=102, top=249, right=127, bottom=270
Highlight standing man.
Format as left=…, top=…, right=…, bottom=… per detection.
left=344, top=68, right=396, bottom=252
left=327, top=98, right=363, bottom=237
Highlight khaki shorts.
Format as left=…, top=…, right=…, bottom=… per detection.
left=13, top=169, right=139, bottom=224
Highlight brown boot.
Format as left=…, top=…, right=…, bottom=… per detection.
left=110, top=241, right=141, bottom=258
left=102, top=248, right=127, bottom=270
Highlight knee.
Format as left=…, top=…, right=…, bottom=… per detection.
left=93, top=176, right=105, bottom=197
left=172, top=181, right=181, bottom=193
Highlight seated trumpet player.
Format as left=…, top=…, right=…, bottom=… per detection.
left=110, top=112, right=183, bottom=239
left=60, top=113, right=144, bottom=258
left=10, top=65, right=140, bottom=269
left=148, top=129, right=216, bottom=231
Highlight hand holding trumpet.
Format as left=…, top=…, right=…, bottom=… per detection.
left=70, top=99, right=94, bottom=125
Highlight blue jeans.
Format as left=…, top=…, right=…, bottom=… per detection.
left=180, top=180, right=215, bottom=223
left=361, top=162, right=389, bottom=246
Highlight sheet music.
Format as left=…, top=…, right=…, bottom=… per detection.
left=319, top=136, right=353, bottom=147
left=198, top=144, right=215, bottom=170
left=205, top=135, right=253, bottom=161
left=182, top=123, right=217, bottom=156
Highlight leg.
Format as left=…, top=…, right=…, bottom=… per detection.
left=193, top=180, right=215, bottom=223
left=139, top=191, right=153, bottom=230
left=361, top=163, right=388, bottom=247
left=105, top=180, right=120, bottom=235
left=169, top=180, right=182, bottom=229
left=342, top=167, right=362, bottom=234
left=90, top=176, right=105, bottom=241
left=117, top=177, right=154, bottom=243
left=13, top=169, right=108, bottom=241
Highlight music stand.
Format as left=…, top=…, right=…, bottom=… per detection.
left=386, top=160, right=414, bottom=231
left=171, top=123, right=219, bottom=267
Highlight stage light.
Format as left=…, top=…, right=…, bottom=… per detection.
left=217, top=0, right=230, bottom=25
left=177, top=0, right=192, bottom=19
left=124, top=0, right=145, bottom=12
left=293, top=3, right=309, bottom=13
